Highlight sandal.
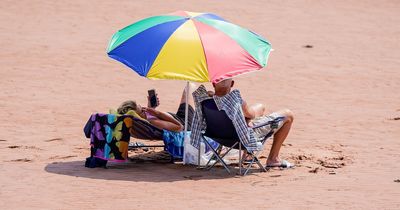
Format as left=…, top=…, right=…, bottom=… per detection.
left=265, top=160, right=294, bottom=170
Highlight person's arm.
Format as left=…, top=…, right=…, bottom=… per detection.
left=242, top=100, right=266, bottom=120
left=145, top=108, right=184, bottom=132
left=242, top=100, right=256, bottom=119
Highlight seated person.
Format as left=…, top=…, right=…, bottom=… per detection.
left=191, top=79, right=294, bottom=169
left=117, top=83, right=197, bottom=132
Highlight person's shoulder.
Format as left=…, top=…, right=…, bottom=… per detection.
left=215, top=89, right=243, bottom=105
left=231, top=89, right=241, bottom=95
left=230, top=89, right=243, bottom=99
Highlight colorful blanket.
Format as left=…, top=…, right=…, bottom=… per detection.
left=86, top=113, right=189, bottom=162
left=89, top=113, right=133, bottom=162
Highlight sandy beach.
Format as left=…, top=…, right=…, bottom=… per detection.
left=0, top=0, right=399, bottom=209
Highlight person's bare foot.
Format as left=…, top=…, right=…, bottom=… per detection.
left=241, top=153, right=253, bottom=162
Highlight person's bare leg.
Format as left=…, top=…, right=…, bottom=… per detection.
left=248, top=103, right=266, bottom=118
left=266, top=109, right=294, bottom=165
left=179, top=82, right=197, bottom=107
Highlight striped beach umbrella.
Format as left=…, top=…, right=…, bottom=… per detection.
left=107, top=11, right=271, bottom=84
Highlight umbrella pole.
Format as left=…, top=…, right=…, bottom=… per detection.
left=184, top=81, right=189, bottom=135
left=183, top=82, right=195, bottom=165
left=183, top=82, right=200, bottom=167
left=185, top=82, right=189, bottom=136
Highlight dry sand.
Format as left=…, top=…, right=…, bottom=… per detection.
left=1, top=0, right=399, bottom=209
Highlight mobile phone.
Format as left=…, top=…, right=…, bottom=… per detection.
left=148, top=89, right=157, bottom=108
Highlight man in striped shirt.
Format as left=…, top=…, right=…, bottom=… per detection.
left=190, top=79, right=294, bottom=169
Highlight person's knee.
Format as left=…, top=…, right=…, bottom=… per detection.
left=252, top=103, right=265, bottom=116
left=282, top=109, right=294, bottom=123
left=259, top=103, right=266, bottom=113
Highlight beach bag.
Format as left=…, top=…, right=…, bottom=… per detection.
left=183, top=135, right=219, bottom=165
left=85, top=156, right=108, bottom=168
left=83, top=116, right=92, bottom=138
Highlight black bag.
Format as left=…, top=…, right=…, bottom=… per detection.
left=83, top=116, right=92, bottom=138
left=84, top=156, right=108, bottom=168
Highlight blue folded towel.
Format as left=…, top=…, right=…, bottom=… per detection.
left=163, top=130, right=220, bottom=159
left=163, top=130, right=187, bottom=158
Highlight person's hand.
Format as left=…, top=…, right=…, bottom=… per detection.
left=207, top=91, right=215, bottom=97
left=156, top=96, right=160, bottom=107
left=142, top=107, right=159, bottom=117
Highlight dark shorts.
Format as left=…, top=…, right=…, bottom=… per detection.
left=169, top=103, right=194, bottom=131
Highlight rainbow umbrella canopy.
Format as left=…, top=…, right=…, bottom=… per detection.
left=107, top=11, right=272, bottom=83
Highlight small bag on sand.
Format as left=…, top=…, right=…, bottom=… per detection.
left=183, top=135, right=219, bottom=166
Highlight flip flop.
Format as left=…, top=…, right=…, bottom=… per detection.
left=265, top=160, right=294, bottom=170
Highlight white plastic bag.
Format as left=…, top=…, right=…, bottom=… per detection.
left=183, top=134, right=239, bottom=166
left=183, top=134, right=214, bottom=166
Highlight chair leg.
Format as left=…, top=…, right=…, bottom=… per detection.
left=203, top=138, right=231, bottom=174
left=241, top=150, right=268, bottom=176
left=239, top=143, right=242, bottom=176
left=218, top=143, right=238, bottom=160
left=204, top=145, right=221, bottom=168
left=244, top=136, right=271, bottom=174
left=202, top=139, right=220, bottom=168
left=209, top=142, right=239, bottom=174
left=243, top=157, right=255, bottom=176
left=255, top=156, right=267, bottom=172
left=251, top=150, right=267, bottom=172
left=208, top=142, right=238, bottom=167
left=208, top=145, right=230, bottom=173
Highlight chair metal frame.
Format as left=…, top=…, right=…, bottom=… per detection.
left=199, top=99, right=283, bottom=176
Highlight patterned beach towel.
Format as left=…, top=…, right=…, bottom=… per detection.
left=89, top=113, right=133, bottom=162
left=85, top=113, right=186, bottom=162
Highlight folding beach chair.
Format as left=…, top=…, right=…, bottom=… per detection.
left=200, top=99, right=283, bottom=176
left=128, top=117, right=165, bottom=150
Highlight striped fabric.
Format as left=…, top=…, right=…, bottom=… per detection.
left=190, top=85, right=259, bottom=152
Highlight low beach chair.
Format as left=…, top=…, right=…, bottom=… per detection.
left=200, top=99, right=283, bottom=176
left=127, top=116, right=165, bottom=151
left=129, top=116, right=164, bottom=140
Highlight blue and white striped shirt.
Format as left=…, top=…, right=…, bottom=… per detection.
left=190, top=85, right=259, bottom=152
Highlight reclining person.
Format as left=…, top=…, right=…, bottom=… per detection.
left=117, top=83, right=197, bottom=133
left=190, top=79, right=294, bottom=169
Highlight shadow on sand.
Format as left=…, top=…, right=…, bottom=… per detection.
left=44, top=158, right=241, bottom=182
